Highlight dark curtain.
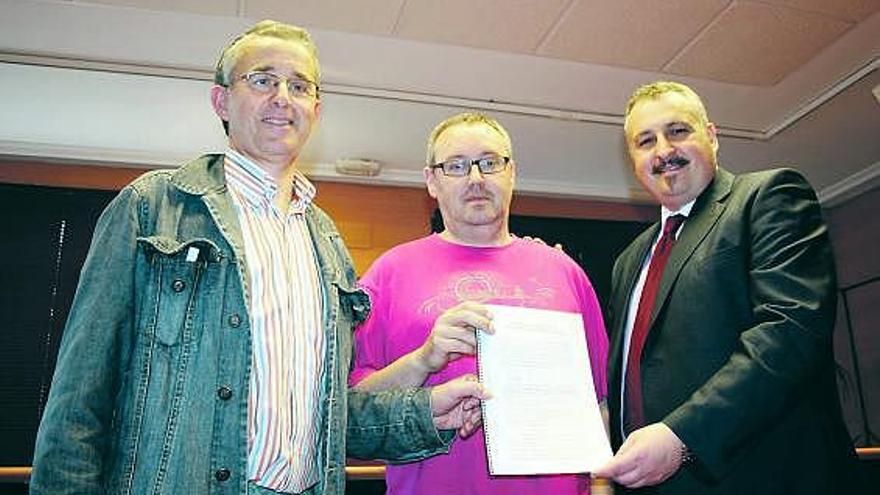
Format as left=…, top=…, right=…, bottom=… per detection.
left=0, top=183, right=116, bottom=466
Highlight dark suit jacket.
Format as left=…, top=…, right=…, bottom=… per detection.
left=607, top=167, right=858, bottom=494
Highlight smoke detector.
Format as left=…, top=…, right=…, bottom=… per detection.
left=335, top=158, right=382, bottom=177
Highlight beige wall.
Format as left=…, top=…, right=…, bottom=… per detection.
left=826, top=187, right=880, bottom=447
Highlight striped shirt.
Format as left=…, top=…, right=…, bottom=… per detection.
left=225, top=150, right=325, bottom=494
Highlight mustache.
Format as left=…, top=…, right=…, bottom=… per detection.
left=463, top=184, right=492, bottom=199
left=652, top=155, right=690, bottom=174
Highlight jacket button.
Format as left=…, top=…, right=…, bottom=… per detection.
left=171, top=279, right=186, bottom=292
left=217, top=386, right=233, bottom=400
left=228, top=314, right=241, bottom=328
left=215, top=468, right=230, bottom=481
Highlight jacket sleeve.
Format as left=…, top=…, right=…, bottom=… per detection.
left=663, top=169, right=837, bottom=480
left=342, top=249, right=454, bottom=461
left=29, top=186, right=141, bottom=494
left=345, top=387, right=454, bottom=462
left=313, top=207, right=454, bottom=463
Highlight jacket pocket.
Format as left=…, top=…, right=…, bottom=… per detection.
left=137, top=236, right=221, bottom=346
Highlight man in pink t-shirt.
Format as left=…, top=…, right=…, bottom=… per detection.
left=349, top=112, right=609, bottom=494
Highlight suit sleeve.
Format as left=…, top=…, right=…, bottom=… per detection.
left=30, top=186, right=141, bottom=494
left=663, top=169, right=837, bottom=480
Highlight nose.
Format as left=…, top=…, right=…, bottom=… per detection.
left=270, top=82, right=293, bottom=107
left=466, top=163, right=486, bottom=182
left=655, top=134, right=675, bottom=157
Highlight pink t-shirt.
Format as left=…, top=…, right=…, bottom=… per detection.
left=350, top=234, right=608, bottom=495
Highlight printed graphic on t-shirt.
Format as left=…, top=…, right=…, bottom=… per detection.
left=419, top=271, right=557, bottom=315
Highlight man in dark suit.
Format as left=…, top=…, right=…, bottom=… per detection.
left=593, top=81, right=858, bottom=493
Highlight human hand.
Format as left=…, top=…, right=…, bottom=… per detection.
left=592, top=422, right=685, bottom=488
left=416, top=302, right=493, bottom=373
left=429, top=374, right=491, bottom=438
left=520, top=235, right=564, bottom=251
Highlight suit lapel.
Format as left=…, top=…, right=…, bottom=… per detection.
left=649, top=168, right=734, bottom=328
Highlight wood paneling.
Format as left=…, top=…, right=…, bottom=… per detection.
left=0, top=160, right=657, bottom=274
left=314, top=182, right=436, bottom=274
left=0, top=160, right=153, bottom=191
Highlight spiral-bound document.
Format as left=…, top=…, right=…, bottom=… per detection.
left=477, top=304, right=613, bottom=475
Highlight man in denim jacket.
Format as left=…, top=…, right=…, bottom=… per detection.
left=30, top=20, right=486, bottom=495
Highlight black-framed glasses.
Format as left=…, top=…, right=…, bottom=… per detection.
left=234, top=71, right=319, bottom=99
left=430, top=155, right=511, bottom=177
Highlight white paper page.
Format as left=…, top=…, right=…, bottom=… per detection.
left=478, top=304, right=613, bottom=475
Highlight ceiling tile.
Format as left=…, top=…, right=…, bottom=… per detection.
left=244, top=0, right=405, bottom=36
left=538, top=0, right=729, bottom=70
left=87, top=0, right=239, bottom=16
left=666, top=2, right=853, bottom=86
left=756, top=0, right=880, bottom=22
left=394, top=0, right=569, bottom=54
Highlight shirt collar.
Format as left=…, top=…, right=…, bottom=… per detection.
left=660, top=199, right=695, bottom=226
left=224, top=149, right=317, bottom=212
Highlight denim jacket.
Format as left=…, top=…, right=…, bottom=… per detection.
left=30, top=154, right=452, bottom=495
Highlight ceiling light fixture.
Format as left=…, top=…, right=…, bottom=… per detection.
left=335, top=158, right=382, bottom=177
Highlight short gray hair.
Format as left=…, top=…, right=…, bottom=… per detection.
left=426, top=112, right=513, bottom=166
left=214, top=20, right=321, bottom=88
left=623, top=81, right=709, bottom=133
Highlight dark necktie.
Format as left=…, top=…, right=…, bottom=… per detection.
left=624, top=214, right=686, bottom=433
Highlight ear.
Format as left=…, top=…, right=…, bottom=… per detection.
left=706, top=121, right=719, bottom=153
left=509, top=159, right=517, bottom=186
left=210, top=85, right=230, bottom=121
left=424, top=167, right=439, bottom=199
left=312, top=99, right=322, bottom=120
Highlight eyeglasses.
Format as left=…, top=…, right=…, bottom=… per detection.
left=234, top=71, right=319, bottom=99
left=429, top=155, right=511, bottom=177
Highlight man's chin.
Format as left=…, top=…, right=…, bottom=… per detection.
left=261, top=140, right=305, bottom=160
left=462, top=209, right=503, bottom=225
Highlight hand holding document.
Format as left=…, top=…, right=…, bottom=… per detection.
left=477, top=304, right=612, bottom=475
